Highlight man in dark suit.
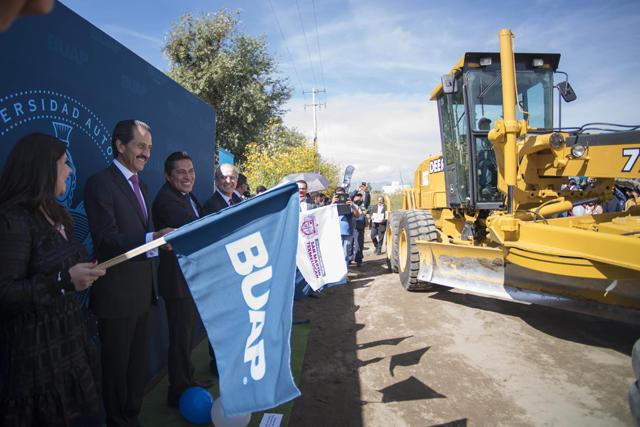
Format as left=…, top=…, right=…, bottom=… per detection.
left=352, top=192, right=366, bottom=267
left=152, top=151, right=210, bottom=407
left=203, top=163, right=242, bottom=214
left=84, top=119, right=172, bottom=427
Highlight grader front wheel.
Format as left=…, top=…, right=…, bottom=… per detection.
left=386, top=210, right=405, bottom=273
left=398, top=210, right=438, bottom=291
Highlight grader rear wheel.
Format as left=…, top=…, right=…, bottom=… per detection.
left=398, top=210, right=438, bottom=291
left=385, top=210, right=405, bottom=273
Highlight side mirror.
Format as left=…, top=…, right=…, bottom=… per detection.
left=441, top=75, right=457, bottom=94
left=557, top=81, right=577, bottom=102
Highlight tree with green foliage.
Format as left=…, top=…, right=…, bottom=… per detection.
left=164, top=10, right=292, bottom=161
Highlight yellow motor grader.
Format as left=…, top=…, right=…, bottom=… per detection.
left=386, top=29, right=640, bottom=322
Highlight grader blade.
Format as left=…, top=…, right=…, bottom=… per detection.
left=416, top=241, right=640, bottom=324
left=417, top=241, right=505, bottom=291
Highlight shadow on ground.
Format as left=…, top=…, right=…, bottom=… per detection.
left=428, top=286, right=640, bottom=355
left=289, top=272, right=364, bottom=426
left=289, top=244, right=437, bottom=425
left=365, top=244, right=640, bottom=356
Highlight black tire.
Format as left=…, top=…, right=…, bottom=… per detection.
left=633, top=338, right=640, bottom=379
left=398, top=210, right=438, bottom=291
left=629, top=381, right=640, bottom=426
left=386, top=210, right=405, bottom=273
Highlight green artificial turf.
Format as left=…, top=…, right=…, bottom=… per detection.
left=140, top=322, right=310, bottom=426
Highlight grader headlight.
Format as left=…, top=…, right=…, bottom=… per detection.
left=549, top=132, right=565, bottom=149
left=532, top=58, right=545, bottom=68
left=571, top=144, right=586, bottom=158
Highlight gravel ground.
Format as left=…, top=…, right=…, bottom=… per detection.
left=290, top=235, right=639, bottom=427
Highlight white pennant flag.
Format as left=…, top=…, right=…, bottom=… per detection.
left=296, top=205, right=347, bottom=290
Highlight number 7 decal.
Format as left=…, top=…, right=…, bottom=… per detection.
left=622, top=148, right=640, bottom=172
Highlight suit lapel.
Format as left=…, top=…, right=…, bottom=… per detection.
left=214, top=191, right=226, bottom=210
left=168, top=183, right=199, bottom=219
left=109, top=164, right=148, bottom=228
left=231, top=193, right=243, bottom=205
left=191, top=193, right=203, bottom=216
left=186, top=192, right=203, bottom=218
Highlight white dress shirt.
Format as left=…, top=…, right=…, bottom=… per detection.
left=112, top=159, right=157, bottom=257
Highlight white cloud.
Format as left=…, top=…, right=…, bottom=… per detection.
left=284, top=91, right=441, bottom=184
left=101, top=24, right=164, bottom=47
left=371, top=164, right=392, bottom=174
left=83, top=0, right=640, bottom=189
left=279, top=0, right=640, bottom=185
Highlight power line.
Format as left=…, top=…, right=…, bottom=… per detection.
left=310, top=0, right=327, bottom=92
left=295, top=0, right=319, bottom=90
left=267, top=0, right=305, bottom=95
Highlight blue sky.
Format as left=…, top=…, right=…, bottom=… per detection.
left=62, top=0, right=640, bottom=185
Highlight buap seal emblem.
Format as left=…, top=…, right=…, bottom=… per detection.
left=0, top=89, right=110, bottom=257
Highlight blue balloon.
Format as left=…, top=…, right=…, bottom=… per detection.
left=179, top=386, right=214, bottom=425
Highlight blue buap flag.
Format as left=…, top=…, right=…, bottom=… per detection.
left=164, top=183, right=301, bottom=416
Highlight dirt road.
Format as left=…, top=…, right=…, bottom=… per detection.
left=290, top=237, right=639, bottom=426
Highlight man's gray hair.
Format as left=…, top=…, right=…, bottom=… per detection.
left=215, top=163, right=239, bottom=179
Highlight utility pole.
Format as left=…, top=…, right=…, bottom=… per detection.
left=304, top=88, right=326, bottom=153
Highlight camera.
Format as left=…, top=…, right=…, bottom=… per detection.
left=335, top=192, right=351, bottom=215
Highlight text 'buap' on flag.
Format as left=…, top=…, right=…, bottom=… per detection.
left=297, top=205, right=347, bottom=290
left=164, top=183, right=301, bottom=417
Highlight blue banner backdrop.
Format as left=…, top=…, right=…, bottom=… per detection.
left=0, top=4, right=216, bottom=385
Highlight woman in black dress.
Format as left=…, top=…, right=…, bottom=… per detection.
left=0, top=133, right=105, bottom=426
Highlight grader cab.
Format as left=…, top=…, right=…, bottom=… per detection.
left=386, top=29, right=640, bottom=322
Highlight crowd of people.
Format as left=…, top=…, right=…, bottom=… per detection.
left=561, top=176, right=640, bottom=216
left=10, top=120, right=638, bottom=427
left=0, top=123, right=258, bottom=426
left=297, top=181, right=387, bottom=273
left=0, top=121, right=388, bottom=427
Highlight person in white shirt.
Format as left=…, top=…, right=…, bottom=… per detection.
left=297, top=180, right=318, bottom=211
left=370, top=196, right=387, bottom=255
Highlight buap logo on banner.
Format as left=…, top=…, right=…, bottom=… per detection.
left=165, top=184, right=302, bottom=417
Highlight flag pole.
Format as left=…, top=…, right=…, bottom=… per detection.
left=96, top=236, right=167, bottom=269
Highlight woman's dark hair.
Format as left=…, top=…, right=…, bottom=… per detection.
left=0, top=132, right=71, bottom=225
left=164, top=151, right=192, bottom=176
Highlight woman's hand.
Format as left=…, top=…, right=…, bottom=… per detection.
left=68, top=261, right=106, bottom=291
